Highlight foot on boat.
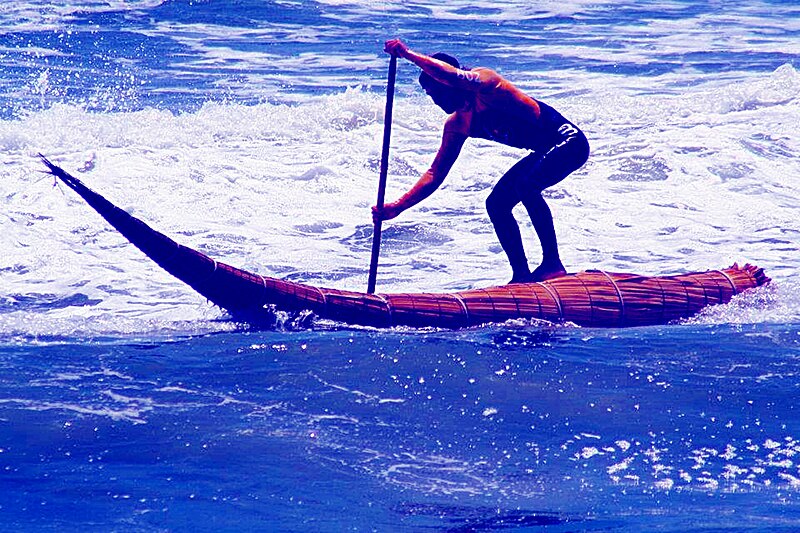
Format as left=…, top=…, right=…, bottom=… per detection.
left=507, top=261, right=568, bottom=284
left=508, top=271, right=535, bottom=284
left=530, top=261, right=567, bottom=282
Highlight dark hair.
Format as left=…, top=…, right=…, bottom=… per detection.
left=418, top=52, right=462, bottom=87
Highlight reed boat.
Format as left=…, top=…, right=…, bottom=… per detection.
left=41, top=157, right=770, bottom=328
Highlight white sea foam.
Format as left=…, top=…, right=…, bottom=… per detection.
left=1, top=61, right=798, bottom=335
left=0, top=1, right=168, bottom=32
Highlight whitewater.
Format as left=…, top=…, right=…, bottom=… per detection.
left=1, top=3, right=800, bottom=529
left=2, top=65, right=799, bottom=336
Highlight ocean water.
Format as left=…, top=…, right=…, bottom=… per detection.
left=1, top=0, right=800, bottom=530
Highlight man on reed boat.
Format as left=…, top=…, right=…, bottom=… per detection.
left=373, top=39, right=590, bottom=283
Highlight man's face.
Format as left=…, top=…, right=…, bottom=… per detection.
left=421, top=80, right=464, bottom=114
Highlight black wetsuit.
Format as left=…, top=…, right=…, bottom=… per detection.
left=475, top=100, right=590, bottom=281
left=471, top=99, right=589, bottom=181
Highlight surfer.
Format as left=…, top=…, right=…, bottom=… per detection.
left=372, top=39, right=590, bottom=283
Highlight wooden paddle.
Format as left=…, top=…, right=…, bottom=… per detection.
left=367, top=53, right=398, bottom=294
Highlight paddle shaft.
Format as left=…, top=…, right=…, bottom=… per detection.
left=367, top=54, right=397, bottom=294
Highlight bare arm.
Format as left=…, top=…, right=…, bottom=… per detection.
left=384, top=38, right=500, bottom=93
left=373, top=121, right=467, bottom=222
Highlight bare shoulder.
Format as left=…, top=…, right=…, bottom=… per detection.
left=470, top=67, right=504, bottom=88
left=471, top=66, right=500, bottom=78
left=448, top=66, right=502, bottom=91
left=471, top=67, right=532, bottom=106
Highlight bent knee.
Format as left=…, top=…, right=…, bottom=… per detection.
left=486, top=192, right=514, bottom=219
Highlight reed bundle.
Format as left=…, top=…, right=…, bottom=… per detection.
left=259, top=264, right=769, bottom=328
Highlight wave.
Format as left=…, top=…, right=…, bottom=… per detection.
left=2, top=0, right=798, bottom=119
left=0, top=68, right=798, bottom=335
left=0, top=1, right=168, bottom=32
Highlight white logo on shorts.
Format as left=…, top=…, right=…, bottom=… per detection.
left=558, top=123, right=578, bottom=137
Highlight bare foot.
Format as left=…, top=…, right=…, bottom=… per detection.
left=530, top=262, right=567, bottom=282
left=508, top=271, right=535, bottom=284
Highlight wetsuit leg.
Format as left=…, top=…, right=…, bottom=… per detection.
left=487, top=124, right=589, bottom=282
left=486, top=165, right=530, bottom=280
left=518, top=125, right=589, bottom=279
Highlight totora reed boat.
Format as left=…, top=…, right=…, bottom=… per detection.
left=41, top=156, right=770, bottom=328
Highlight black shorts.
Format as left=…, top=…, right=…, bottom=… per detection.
left=506, top=117, right=589, bottom=193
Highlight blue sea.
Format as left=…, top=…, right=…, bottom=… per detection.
left=1, top=1, right=800, bottom=530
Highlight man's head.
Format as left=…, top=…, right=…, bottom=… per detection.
left=419, top=52, right=468, bottom=114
